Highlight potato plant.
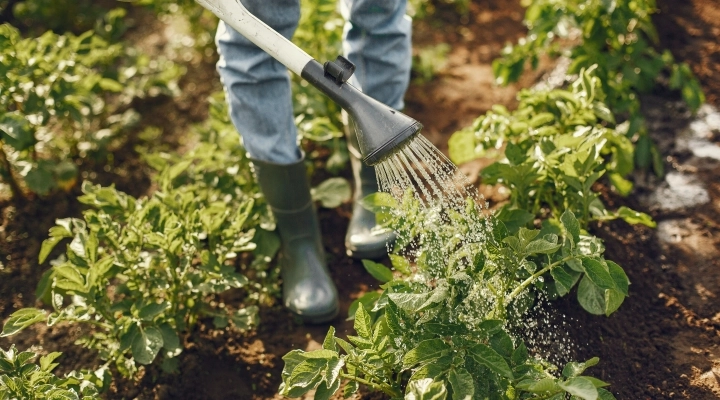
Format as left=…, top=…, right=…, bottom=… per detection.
left=0, top=18, right=182, bottom=199
left=493, top=0, right=704, bottom=112
left=492, top=0, right=705, bottom=173
left=408, top=0, right=471, bottom=19
left=449, top=67, right=654, bottom=231
left=0, top=345, right=102, bottom=400
left=281, top=193, right=624, bottom=398
left=1, top=117, right=278, bottom=377
left=1, top=0, right=108, bottom=34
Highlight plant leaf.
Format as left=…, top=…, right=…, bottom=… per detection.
left=551, top=264, right=578, bottom=296
left=563, top=357, right=600, bottom=378
left=597, top=388, right=618, bottom=400
left=561, top=210, right=581, bottom=245
left=131, top=326, right=164, bottom=365
left=402, top=339, right=450, bottom=370
left=519, top=377, right=561, bottom=393
left=577, top=276, right=605, bottom=315
left=311, top=177, right=351, bottom=208
left=1, top=308, right=47, bottom=337
left=524, top=239, right=561, bottom=255
left=322, top=326, right=337, bottom=351
left=606, top=261, right=629, bottom=295
left=353, top=303, right=372, bottom=339
left=314, top=379, right=341, bottom=400
left=616, top=206, right=655, bottom=227
left=138, top=302, right=168, bottom=321
left=282, top=358, right=326, bottom=397
left=387, top=292, right=427, bottom=312
left=604, top=288, right=625, bottom=316
left=389, top=254, right=412, bottom=275
left=24, top=166, right=55, bottom=195
left=362, top=260, right=393, bottom=283
left=468, top=343, right=513, bottom=379
left=231, top=306, right=258, bottom=330
left=558, top=377, right=598, bottom=400
left=347, top=291, right=381, bottom=321
left=449, top=368, right=474, bottom=400
left=581, top=257, right=616, bottom=290
left=406, top=378, right=448, bottom=400
left=360, top=192, right=398, bottom=212
left=158, top=323, right=180, bottom=351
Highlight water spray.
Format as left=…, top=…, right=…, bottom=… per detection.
left=195, top=0, right=422, bottom=166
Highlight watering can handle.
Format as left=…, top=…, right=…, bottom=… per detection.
left=195, top=0, right=313, bottom=76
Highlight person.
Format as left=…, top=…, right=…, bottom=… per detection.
left=215, top=0, right=412, bottom=323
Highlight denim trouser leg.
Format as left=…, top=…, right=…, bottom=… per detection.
left=215, top=0, right=302, bottom=164
left=216, top=0, right=411, bottom=164
left=341, top=0, right=412, bottom=111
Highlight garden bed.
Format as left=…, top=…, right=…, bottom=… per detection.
left=1, top=0, right=719, bottom=399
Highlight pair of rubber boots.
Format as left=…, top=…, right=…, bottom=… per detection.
left=251, top=133, right=389, bottom=323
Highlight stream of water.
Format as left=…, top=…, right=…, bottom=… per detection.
left=373, top=133, right=576, bottom=365
left=375, top=134, right=485, bottom=213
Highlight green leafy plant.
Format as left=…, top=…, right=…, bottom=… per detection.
left=491, top=0, right=704, bottom=173
left=0, top=345, right=103, bottom=400
left=0, top=21, right=182, bottom=199
left=280, top=192, right=623, bottom=398
left=1, top=110, right=277, bottom=376
left=311, top=177, right=352, bottom=208
left=413, top=43, right=451, bottom=83
left=408, top=0, right=471, bottom=19
left=493, top=0, right=704, bottom=112
left=449, top=67, right=655, bottom=230
left=2, top=0, right=110, bottom=34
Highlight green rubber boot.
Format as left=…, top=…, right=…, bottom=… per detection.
left=251, top=156, right=339, bottom=323
left=345, top=121, right=396, bottom=259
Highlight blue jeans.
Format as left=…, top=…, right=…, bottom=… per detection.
left=216, top=0, right=412, bottom=164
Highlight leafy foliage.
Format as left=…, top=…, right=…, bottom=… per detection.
left=0, top=345, right=103, bottom=400
left=1, top=111, right=277, bottom=377
left=408, top=0, right=471, bottom=19
left=413, top=43, right=451, bottom=83
left=449, top=67, right=654, bottom=229
left=3, top=0, right=111, bottom=34
left=281, top=193, right=622, bottom=398
left=0, top=20, right=182, bottom=198
left=493, top=0, right=704, bottom=113
left=492, top=0, right=704, bottom=174
left=311, top=177, right=351, bottom=208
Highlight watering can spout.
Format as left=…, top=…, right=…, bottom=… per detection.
left=195, top=0, right=422, bottom=165
left=301, top=59, right=422, bottom=165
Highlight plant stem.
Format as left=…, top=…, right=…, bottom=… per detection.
left=340, top=373, right=402, bottom=397
left=506, top=255, right=573, bottom=302
left=344, top=360, right=402, bottom=396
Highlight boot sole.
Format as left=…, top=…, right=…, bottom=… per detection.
left=297, top=306, right=339, bottom=324
left=346, top=245, right=389, bottom=260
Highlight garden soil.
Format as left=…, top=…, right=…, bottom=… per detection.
left=1, top=0, right=720, bottom=399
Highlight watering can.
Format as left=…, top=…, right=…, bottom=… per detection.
left=194, top=0, right=423, bottom=165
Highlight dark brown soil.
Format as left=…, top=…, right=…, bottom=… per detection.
left=2, top=0, right=720, bottom=399
left=655, top=0, right=720, bottom=107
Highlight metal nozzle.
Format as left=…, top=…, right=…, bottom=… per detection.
left=301, top=58, right=423, bottom=165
